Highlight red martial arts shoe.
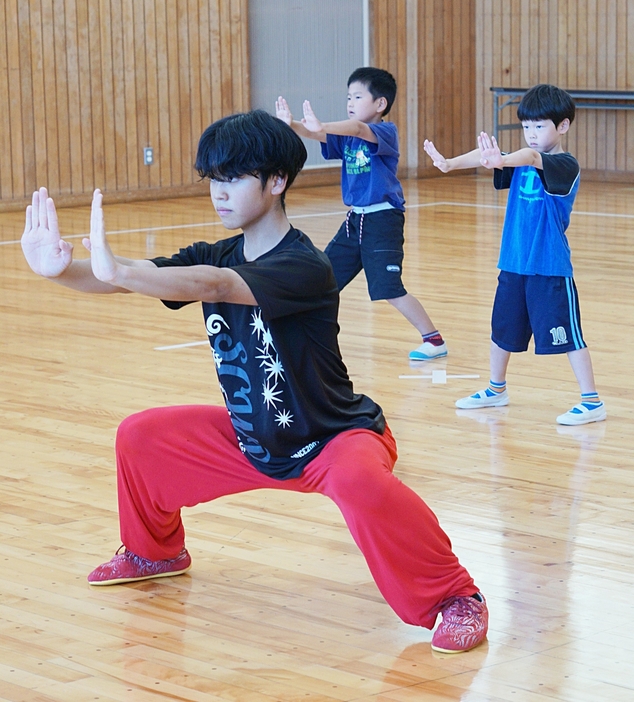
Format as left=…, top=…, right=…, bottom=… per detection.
left=431, top=593, right=488, bottom=653
left=87, top=545, right=191, bottom=586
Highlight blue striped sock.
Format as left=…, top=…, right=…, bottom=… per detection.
left=581, top=392, right=602, bottom=409
left=486, top=379, right=506, bottom=397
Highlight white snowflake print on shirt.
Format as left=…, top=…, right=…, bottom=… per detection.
left=250, top=309, right=294, bottom=426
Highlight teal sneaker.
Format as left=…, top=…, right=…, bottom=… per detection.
left=409, top=341, right=448, bottom=360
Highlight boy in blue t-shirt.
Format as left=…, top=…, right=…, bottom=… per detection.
left=276, top=67, right=447, bottom=361
left=424, top=84, right=605, bottom=426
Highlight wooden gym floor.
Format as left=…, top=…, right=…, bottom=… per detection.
left=0, top=174, right=633, bottom=701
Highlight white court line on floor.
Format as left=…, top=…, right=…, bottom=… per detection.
left=154, top=340, right=209, bottom=351
left=400, top=371, right=480, bottom=384
left=4, top=198, right=631, bottom=247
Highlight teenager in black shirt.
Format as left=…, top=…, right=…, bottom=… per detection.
left=21, top=110, right=487, bottom=654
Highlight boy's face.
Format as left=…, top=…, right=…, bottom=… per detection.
left=521, top=118, right=570, bottom=154
left=210, top=174, right=281, bottom=231
left=347, top=81, right=386, bottom=123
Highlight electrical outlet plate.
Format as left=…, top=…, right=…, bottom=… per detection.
left=143, top=147, right=154, bottom=165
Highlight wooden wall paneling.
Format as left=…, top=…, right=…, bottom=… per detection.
left=618, top=0, right=634, bottom=168
left=166, top=0, right=181, bottom=187
left=405, top=0, right=419, bottom=176
left=510, top=0, right=522, bottom=152
left=65, top=0, right=84, bottom=193
left=596, top=2, right=609, bottom=171
left=122, top=0, right=139, bottom=190
left=30, top=4, right=42, bottom=188
left=143, top=0, right=159, bottom=189
left=18, top=2, right=35, bottom=196
left=383, top=0, right=409, bottom=174
left=2, top=2, right=24, bottom=198
left=564, top=0, right=575, bottom=88
left=207, top=0, right=223, bottom=124
left=0, top=1, right=12, bottom=199
left=109, top=0, right=126, bottom=190
left=176, top=1, right=191, bottom=186
left=235, top=0, right=250, bottom=111
left=155, top=0, right=172, bottom=189
left=98, top=0, right=117, bottom=194
left=77, top=0, right=94, bottom=191
left=53, top=0, right=72, bottom=194
left=357, top=0, right=416, bottom=176
left=187, top=0, right=203, bottom=165
left=476, top=0, right=490, bottom=149
left=538, top=0, right=551, bottom=83
left=586, top=0, right=598, bottom=170
left=615, top=0, right=628, bottom=171
left=197, top=0, right=213, bottom=131
left=459, top=0, right=476, bottom=153
left=9, top=0, right=634, bottom=210
left=477, top=0, right=634, bottom=178
left=75, top=2, right=94, bottom=193
left=575, top=0, right=588, bottom=168
left=218, top=0, right=232, bottom=116
left=131, top=0, right=148, bottom=190
left=446, top=2, right=458, bottom=160
left=88, top=1, right=104, bottom=190
left=84, top=3, right=105, bottom=190
left=42, top=0, right=61, bottom=194
left=371, top=0, right=388, bottom=84
left=0, top=0, right=251, bottom=210
left=422, top=1, right=441, bottom=169
left=418, top=0, right=435, bottom=171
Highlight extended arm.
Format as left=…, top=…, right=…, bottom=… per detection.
left=21, top=187, right=151, bottom=293
left=423, top=140, right=482, bottom=172
left=478, top=132, right=543, bottom=169
left=275, top=96, right=377, bottom=144
left=87, top=190, right=257, bottom=305
left=301, top=100, right=377, bottom=143
left=275, top=96, right=320, bottom=141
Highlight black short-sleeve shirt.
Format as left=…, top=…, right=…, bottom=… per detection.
left=152, top=227, right=385, bottom=479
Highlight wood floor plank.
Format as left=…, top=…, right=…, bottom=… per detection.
left=1, top=175, right=633, bottom=700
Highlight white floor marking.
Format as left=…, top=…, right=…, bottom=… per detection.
left=399, top=372, right=480, bottom=384
left=4, top=199, right=633, bottom=247
left=154, top=340, right=208, bottom=351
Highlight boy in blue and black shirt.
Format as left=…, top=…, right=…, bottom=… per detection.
left=277, top=67, right=447, bottom=361
left=424, top=84, right=606, bottom=426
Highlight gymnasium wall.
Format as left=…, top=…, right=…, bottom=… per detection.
left=372, top=0, right=477, bottom=179
left=0, top=0, right=249, bottom=210
left=476, top=0, right=634, bottom=177
left=1, top=0, right=633, bottom=211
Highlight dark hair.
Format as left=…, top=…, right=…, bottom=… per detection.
left=347, top=66, right=397, bottom=115
left=195, top=109, right=307, bottom=208
left=517, top=84, right=576, bottom=126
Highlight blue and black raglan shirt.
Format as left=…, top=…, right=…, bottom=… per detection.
left=494, top=152, right=580, bottom=277
left=320, top=121, right=405, bottom=210
left=151, top=227, right=385, bottom=480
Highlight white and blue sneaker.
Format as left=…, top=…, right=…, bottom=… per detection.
left=409, top=341, right=448, bottom=361
left=556, top=402, right=606, bottom=426
left=455, top=388, right=509, bottom=409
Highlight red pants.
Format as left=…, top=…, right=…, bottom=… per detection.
left=115, top=405, right=477, bottom=629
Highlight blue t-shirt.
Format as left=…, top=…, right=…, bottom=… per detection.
left=495, top=152, right=580, bottom=277
left=320, top=121, right=405, bottom=211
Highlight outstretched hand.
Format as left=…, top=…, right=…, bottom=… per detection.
left=478, top=132, right=503, bottom=169
left=423, top=140, right=451, bottom=173
left=301, top=100, right=323, bottom=133
left=22, top=187, right=74, bottom=278
left=82, top=189, right=119, bottom=284
left=275, top=96, right=293, bottom=125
